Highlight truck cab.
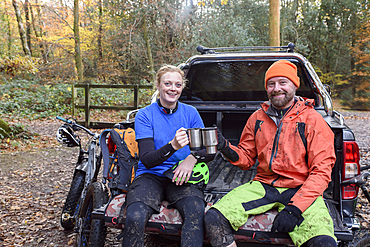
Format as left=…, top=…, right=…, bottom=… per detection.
left=103, top=43, right=361, bottom=246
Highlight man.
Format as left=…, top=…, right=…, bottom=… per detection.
left=204, top=60, right=337, bottom=247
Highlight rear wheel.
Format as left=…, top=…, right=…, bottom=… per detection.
left=76, top=182, right=108, bottom=247
left=354, top=235, right=370, bottom=247
left=345, top=230, right=370, bottom=247
left=61, top=169, right=85, bottom=230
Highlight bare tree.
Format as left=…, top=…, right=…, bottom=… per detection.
left=12, top=0, right=31, bottom=56
left=30, top=0, right=48, bottom=62
left=97, top=0, right=103, bottom=61
left=4, top=6, right=13, bottom=57
left=141, top=0, right=154, bottom=83
left=142, top=18, right=155, bottom=83
left=73, top=0, right=83, bottom=80
left=269, top=0, right=280, bottom=46
left=24, top=0, right=32, bottom=55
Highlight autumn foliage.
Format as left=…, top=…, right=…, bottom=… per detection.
left=0, top=0, right=370, bottom=109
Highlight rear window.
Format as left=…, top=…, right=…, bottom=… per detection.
left=182, top=60, right=316, bottom=102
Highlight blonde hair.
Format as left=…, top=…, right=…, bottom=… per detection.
left=155, top=65, right=186, bottom=89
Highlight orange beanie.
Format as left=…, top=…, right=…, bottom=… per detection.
left=265, top=60, right=300, bottom=89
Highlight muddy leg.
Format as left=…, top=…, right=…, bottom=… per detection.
left=204, top=208, right=235, bottom=247
left=122, top=202, right=154, bottom=247
left=174, top=196, right=205, bottom=247
left=302, top=235, right=337, bottom=247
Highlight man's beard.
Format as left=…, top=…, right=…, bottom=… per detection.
left=268, top=90, right=295, bottom=109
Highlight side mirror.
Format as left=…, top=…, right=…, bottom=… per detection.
left=324, top=84, right=331, bottom=95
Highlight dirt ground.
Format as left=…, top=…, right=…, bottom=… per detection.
left=0, top=110, right=369, bottom=246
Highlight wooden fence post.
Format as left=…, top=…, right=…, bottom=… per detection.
left=72, top=84, right=77, bottom=116
left=134, top=85, right=139, bottom=109
left=73, top=83, right=152, bottom=128
left=84, top=84, right=90, bottom=128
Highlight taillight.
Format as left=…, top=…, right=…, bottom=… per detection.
left=342, top=141, right=360, bottom=199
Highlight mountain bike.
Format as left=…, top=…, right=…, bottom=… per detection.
left=74, top=110, right=138, bottom=247
left=342, top=167, right=370, bottom=247
left=56, top=116, right=103, bottom=231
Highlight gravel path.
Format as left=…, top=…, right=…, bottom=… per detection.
left=340, top=110, right=370, bottom=167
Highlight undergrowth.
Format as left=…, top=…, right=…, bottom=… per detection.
left=0, top=77, right=154, bottom=121
left=0, top=78, right=71, bottom=119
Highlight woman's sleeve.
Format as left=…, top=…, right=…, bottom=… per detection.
left=138, top=138, right=177, bottom=169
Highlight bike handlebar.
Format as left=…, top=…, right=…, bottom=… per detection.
left=341, top=171, right=370, bottom=186
left=361, top=164, right=370, bottom=171
left=56, top=116, right=73, bottom=124
left=56, top=116, right=96, bottom=137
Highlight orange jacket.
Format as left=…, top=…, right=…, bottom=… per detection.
left=228, top=98, right=336, bottom=212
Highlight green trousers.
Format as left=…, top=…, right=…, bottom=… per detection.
left=212, top=181, right=336, bottom=247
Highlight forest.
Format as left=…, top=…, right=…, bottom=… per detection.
left=1, top=1, right=370, bottom=245
left=1, top=0, right=370, bottom=117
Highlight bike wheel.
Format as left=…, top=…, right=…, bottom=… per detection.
left=61, top=169, right=86, bottom=230
left=76, top=182, right=108, bottom=247
left=346, top=230, right=370, bottom=247
left=355, top=236, right=370, bottom=247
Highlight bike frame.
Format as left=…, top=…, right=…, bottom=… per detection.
left=74, top=133, right=101, bottom=220
left=57, top=116, right=103, bottom=230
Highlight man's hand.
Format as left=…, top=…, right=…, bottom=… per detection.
left=172, top=155, right=197, bottom=186
left=271, top=205, right=304, bottom=233
left=216, top=126, right=227, bottom=150
left=170, top=127, right=189, bottom=150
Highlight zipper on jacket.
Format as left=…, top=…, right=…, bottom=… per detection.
left=269, top=123, right=283, bottom=171
left=263, top=101, right=296, bottom=172
left=261, top=99, right=305, bottom=186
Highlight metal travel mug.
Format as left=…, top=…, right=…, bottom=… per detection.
left=187, top=128, right=203, bottom=151
left=201, top=127, right=218, bottom=154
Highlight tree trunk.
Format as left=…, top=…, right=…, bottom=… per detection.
left=269, top=0, right=280, bottom=47
left=140, top=0, right=155, bottom=83
left=142, top=19, right=155, bottom=83
left=12, top=0, right=31, bottom=56
left=32, top=0, right=48, bottom=62
left=24, top=0, right=32, bottom=55
left=73, top=0, right=83, bottom=81
left=6, top=9, right=12, bottom=58
left=97, top=0, right=103, bottom=79
left=30, top=3, right=44, bottom=61
left=98, top=0, right=103, bottom=61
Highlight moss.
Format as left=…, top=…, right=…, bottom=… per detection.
left=0, top=118, right=11, bottom=137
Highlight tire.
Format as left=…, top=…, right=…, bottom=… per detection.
left=76, top=182, right=109, bottom=247
left=354, top=235, right=370, bottom=247
left=345, top=230, right=370, bottom=247
left=61, top=169, right=86, bottom=230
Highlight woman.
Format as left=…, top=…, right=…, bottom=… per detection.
left=122, top=65, right=211, bottom=247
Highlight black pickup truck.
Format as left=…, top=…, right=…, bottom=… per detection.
left=84, top=44, right=363, bottom=247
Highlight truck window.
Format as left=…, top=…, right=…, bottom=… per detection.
left=183, top=61, right=316, bottom=102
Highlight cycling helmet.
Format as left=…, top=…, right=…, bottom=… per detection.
left=164, top=160, right=209, bottom=184
left=56, top=124, right=80, bottom=147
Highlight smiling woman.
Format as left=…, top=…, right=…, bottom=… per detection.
left=156, top=69, right=184, bottom=109
left=121, top=64, right=214, bottom=247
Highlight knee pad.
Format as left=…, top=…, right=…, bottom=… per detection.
left=125, top=202, right=152, bottom=231
left=304, top=235, right=337, bottom=247
left=204, top=208, right=234, bottom=247
left=175, top=196, right=205, bottom=220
